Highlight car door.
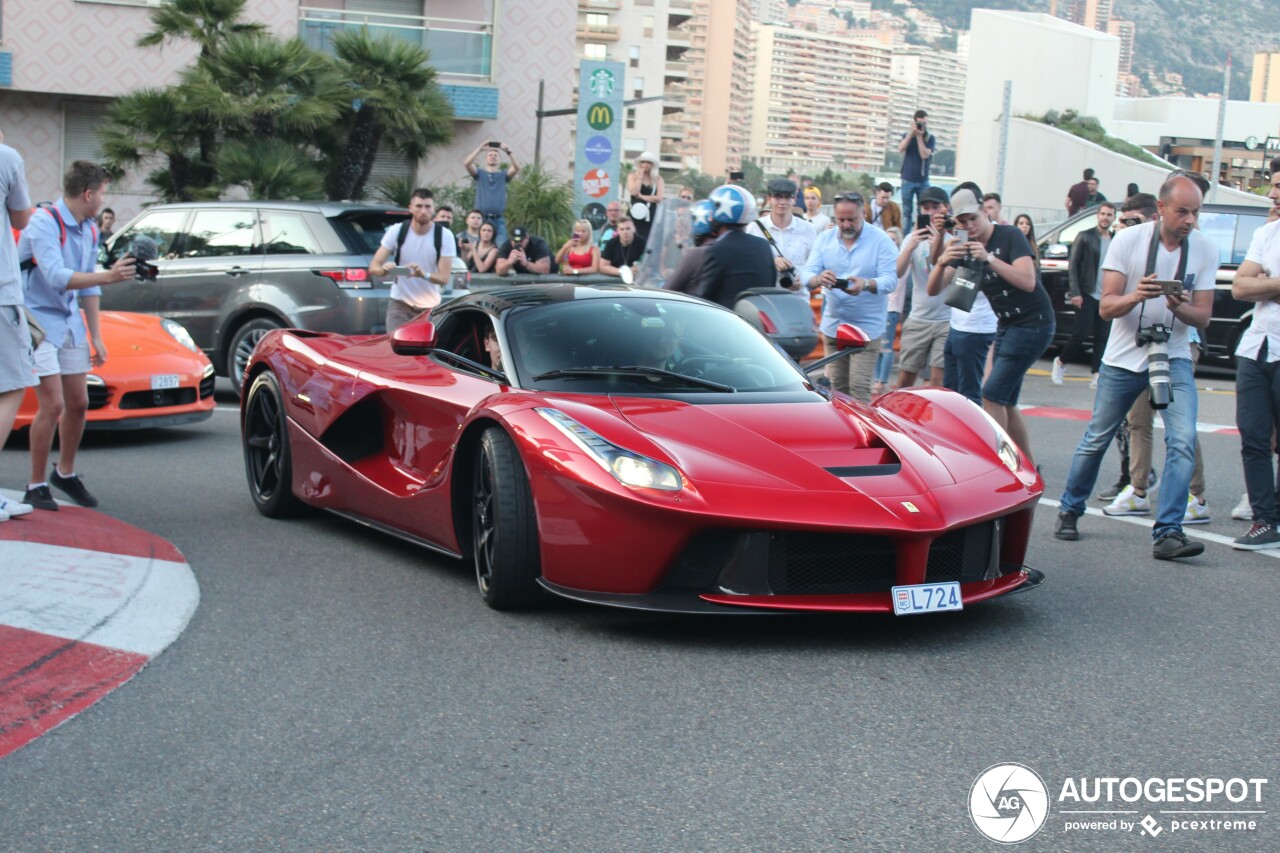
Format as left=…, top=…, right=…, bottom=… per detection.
left=98, top=207, right=191, bottom=315
left=160, top=207, right=263, bottom=357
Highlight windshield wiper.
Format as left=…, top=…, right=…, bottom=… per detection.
left=532, top=365, right=735, bottom=392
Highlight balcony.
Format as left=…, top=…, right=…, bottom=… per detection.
left=299, top=6, right=492, bottom=80
left=661, top=122, right=683, bottom=139
left=667, top=26, right=691, bottom=48
left=578, top=0, right=621, bottom=8
left=663, top=60, right=688, bottom=79
left=576, top=22, right=620, bottom=41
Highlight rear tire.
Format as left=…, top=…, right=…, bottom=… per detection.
left=243, top=371, right=304, bottom=518
left=472, top=427, right=542, bottom=609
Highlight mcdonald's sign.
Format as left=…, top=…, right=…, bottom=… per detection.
left=586, top=102, right=613, bottom=131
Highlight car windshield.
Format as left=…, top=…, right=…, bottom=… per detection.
left=505, top=296, right=810, bottom=396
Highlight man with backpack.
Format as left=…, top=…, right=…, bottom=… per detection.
left=369, top=187, right=456, bottom=333
left=19, top=160, right=135, bottom=510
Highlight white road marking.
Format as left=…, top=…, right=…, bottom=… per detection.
left=1036, top=497, right=1277, bottom=558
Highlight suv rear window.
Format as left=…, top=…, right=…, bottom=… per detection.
left=331, top=211, right=410, bottom=254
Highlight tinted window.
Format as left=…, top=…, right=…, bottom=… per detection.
left=334, top=211, right=410, bottom=254
left=114, top=209, right=188, bottom=260
left=1235, top=214, right=1267, bottom=266
left=259, top=210, right=322, bottom=255
left=1197, top=211, right=1236, bottom=266
left=1053, top=212, right=1102, bottom=248
left=507, top=297, right=809, bottom=394
left=183, top=209, right=259, bottom=258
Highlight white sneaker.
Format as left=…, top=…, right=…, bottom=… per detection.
left=1050, top=357, right=1065, bottom=385
left=1103, top=485, right=1151, bottom=516
left=1231, top=493, right=1253, bottom=521
left=1183, top=493, right=1210, bottom=525
left=0, top=496, right=32, bottom=518
left=1089, top=373, right=1099, bottom=389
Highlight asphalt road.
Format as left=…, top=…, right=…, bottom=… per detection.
left=1, top=364, right=1275, bottom=852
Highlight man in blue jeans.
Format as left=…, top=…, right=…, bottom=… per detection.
left=1054, top=174, right=1217, bottom=560
left=897, top=109, right=936, bottom=230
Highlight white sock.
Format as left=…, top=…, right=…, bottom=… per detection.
left=28, top=482, right=48, bottom=490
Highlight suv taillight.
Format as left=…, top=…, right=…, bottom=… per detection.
left=757, top=310, right=778, bottom=334
left=316, top=268, right=371, bottom=288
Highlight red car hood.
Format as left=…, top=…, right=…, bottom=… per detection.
left=606, top=396, right=962, bottom=495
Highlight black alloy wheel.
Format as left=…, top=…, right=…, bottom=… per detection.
left=243, top=371, right=303, bottom=517
left=472, top=427, right=542, bottom=609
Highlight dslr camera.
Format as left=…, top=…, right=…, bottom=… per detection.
left=1135, top=323, right=1173, bottom=409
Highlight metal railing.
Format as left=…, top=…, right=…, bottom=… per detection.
left=298, top=6, right=493, bottom=80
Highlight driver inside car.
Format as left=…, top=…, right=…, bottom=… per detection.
left=483, top=326, right=503, bottom=372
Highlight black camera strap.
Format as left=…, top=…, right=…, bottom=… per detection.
left=1139, top=223, right=1189, bottom=328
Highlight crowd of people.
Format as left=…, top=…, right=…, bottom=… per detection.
left=4, top=123, right=1279, bottom=564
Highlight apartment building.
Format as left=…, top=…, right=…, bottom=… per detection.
left=0, top=0, right=574, bottom=219
left=748, top=22, right=891, bottom=175
left=887, top=47, right=964, bottom=163
left=670, top=0, right=754, bottom=177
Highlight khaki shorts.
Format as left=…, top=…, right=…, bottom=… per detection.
left=897, top=318, right=950, bottom=374
left=33, top=334, right=92, bottom=378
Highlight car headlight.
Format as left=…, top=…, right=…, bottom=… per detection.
left=975, top=404, right=1022, bottom=473
left=536, top=408, right=683, bottom=491
left=161, top=318, right=200, bottom=353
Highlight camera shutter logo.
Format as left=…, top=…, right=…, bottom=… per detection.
left=969, top=763, right=1050, bottom=844
left=587, top=103, right=614, bottom=131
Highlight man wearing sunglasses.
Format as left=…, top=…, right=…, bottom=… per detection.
left=1052, top=202, right=1115, bottom=387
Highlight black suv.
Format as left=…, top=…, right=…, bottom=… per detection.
left=1039, top=203, right=1270, bottom=364
left=100, top=201, right=423, bottom=382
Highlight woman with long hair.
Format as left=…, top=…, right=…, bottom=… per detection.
left=469, top=221, right=499, bottom=273
left=555, top=219, right=600, bottom=275
left=1014, top=213, right=1039, bottom=260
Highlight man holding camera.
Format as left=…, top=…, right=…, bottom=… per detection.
left=895, top=188, right=953, bottom=390
left=19, top=161, right=135, bottom=510
left=1054, top=175, right=1216, bottom=560
left=801, top=192, right=899, bottom=403
left=747, top=178, right=815, bottom=291
left=464, top=140, right=520, bottom=247
left=495, top=225, right=552, bottom=276
left=897, top=110, right=936, bottom=230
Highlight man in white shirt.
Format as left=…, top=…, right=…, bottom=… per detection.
left=369, top=188, right=457, bottom=333
left=747, top=178, right=815, bottom=291
left=1229, top=168, right=1280, bottom=549
left=1054, top=175, right=1216, bottom=560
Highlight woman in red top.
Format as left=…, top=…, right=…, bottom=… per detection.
left=555, top=219, right=599, bottom=275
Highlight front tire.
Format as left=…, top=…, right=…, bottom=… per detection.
left=243, top=371, right=304, bottom=518
left=473, top=427, right=542, bottom=609
left=228, top=318, right=284, bottom=394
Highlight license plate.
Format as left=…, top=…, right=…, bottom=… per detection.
left=151, top=374, right=180, bottom=390
left=892, top=582, right=963, bottom=616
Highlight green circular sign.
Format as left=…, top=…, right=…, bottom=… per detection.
left=587, top=102, right=614, bottom=131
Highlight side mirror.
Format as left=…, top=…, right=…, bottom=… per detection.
left=390, top=320, right=437, bottom=355
left=1043, top=243, right=1069, bottom=260
left=834, top=322, right=869, bottom=350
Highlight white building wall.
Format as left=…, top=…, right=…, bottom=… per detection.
left=1111, top=97, right=1280, bottom=147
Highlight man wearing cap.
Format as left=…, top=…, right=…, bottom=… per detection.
left=800, top=192, right=899, bottom=403
left=897, top=109, right=936, bottom=230
left=747, top=178, right=816, bottom=291
left=928, top=185, right=1053, bottom=467
left=495, top=225, right=552, bottom=276
left=626, top=152, right=664, bottom=242
left=464, top=140, right=520, bottom=247
left=895, top=186, right=953, bottom=390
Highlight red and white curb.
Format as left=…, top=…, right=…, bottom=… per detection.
left=0, top=491, right=199, bottom=758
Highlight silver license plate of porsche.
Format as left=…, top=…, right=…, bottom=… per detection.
left=892, top=582, right=962, bottom=616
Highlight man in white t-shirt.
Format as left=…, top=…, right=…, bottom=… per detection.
left=369, top=188, right=457, bottom=332
left=747, top=178, right=815, bottom=291
left=1229, top=168, right=1280, bottom=550
left=1055, top=175, right=1215, bottom=560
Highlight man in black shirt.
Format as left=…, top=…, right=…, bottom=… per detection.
left=927, top=186, right=1054, bottom=466
left=600, top=218, right=647, bottom=277
left=495, top=225, right=551, bottom=276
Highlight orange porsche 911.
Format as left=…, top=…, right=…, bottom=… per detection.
left=15, top=312, right=216, bottom=431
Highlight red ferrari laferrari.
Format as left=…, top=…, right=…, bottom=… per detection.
left=241, top=283, right=1044, bottom=614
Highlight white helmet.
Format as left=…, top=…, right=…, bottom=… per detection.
left=707, top=184, right=759, bottom=225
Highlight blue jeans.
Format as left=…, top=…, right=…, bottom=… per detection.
left=1059, top=359, right=1198, bottom=539
left=944, top=329, right=994, bottom=404
left=900, top=180, right=929, bottom=229
left=485, top=213, right=508, bottom=248
left=982, top=322, right=1054, bottom=407
left=875, top=310, right=900, bottom=384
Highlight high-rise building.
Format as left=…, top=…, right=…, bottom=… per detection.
left=670, top=0, right=755, bottom=177
left=1251, top=52, right=1280, bottom=103
left=748, top=22, right=892, bottom=174
left=1064, top=0, right=1112, bottom=32
left=1107, top=19, right=1136, bottom=96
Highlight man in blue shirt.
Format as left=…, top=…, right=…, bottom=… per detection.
left=801, top=192, right=899, bottom=403
left=463, top=141, right=520, bottom=247
left=897, top=109, right=936, bottom=233
left=19, top=161, right=135, bottom=510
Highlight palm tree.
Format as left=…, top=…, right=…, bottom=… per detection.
left=322, top=29, right=454, bottom=201
left=138, top=0, right=264, bottom=58
left=505, top=167, right=574, bottom=246
left=99, top=88, right=213, bottom=202
left=215, top=139, right=325, bottom=200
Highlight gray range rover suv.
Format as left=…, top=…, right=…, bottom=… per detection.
left=100, top=201, right=425, bottom=384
